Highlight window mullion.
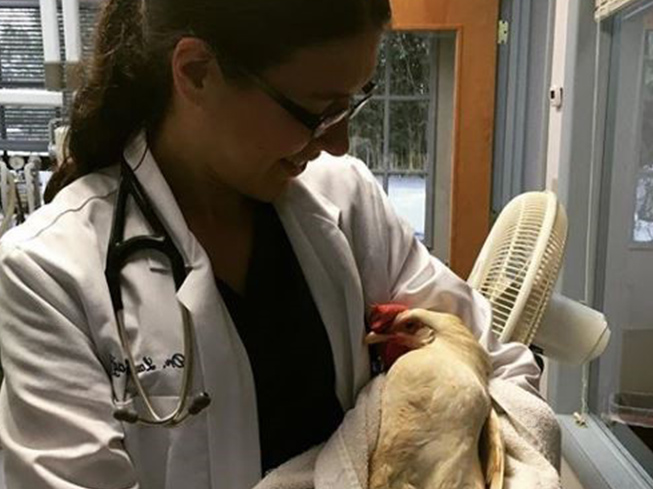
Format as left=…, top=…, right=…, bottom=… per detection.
left=382, top=36, right=392, bottom=193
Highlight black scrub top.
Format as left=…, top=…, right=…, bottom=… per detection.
left=216, top=203, right=344, bottom=474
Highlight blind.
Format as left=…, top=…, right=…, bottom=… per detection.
left=596, top=0, right=639, bottom=21
left=0, top=4, right=99, bottom=153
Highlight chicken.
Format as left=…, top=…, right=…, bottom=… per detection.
left=365, top=304, right=504, bottom=489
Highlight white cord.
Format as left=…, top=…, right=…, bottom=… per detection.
left=573, top=362, right=591, bottom=427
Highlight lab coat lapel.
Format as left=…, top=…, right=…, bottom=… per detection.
left=124, top=133, right=262, bottom=488
left=175, top=256, right=261, bottom=489
left=275, top=180, right=371, bottom=411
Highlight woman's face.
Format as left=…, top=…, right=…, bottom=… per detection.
left=182, top=29, right=383, bottom=202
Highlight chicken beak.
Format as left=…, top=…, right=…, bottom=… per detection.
left=364, top=331, right=392, bottom=345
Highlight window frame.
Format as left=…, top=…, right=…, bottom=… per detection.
left=391, top=0, right=500, bottom=278
left=561, top=415, right=653, bottom=488
left=545, top=0, right=653, bottom=486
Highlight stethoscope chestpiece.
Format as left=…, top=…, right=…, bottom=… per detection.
left=112, top=392, right=211, bottom=426
left=188, top=392, right=212, bottom=415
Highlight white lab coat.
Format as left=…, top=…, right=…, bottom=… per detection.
left=0, top=132, right=542, bottom=489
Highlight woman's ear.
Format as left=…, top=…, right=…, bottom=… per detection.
left=170, top=37, right=220, bottom=107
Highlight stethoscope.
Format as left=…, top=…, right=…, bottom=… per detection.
left=106, top=158, right=211, bottom=427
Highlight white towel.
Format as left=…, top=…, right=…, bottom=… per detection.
left=252, top=375, right=561, bottom=489
left=251, top=447, right=320, bottom=489
left=489, top=379, right=562, bottom=489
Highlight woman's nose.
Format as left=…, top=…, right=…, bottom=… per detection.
left=314, top=120, right=350, bottom=157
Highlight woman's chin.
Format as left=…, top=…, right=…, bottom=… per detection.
left=280, top=158, right=308, bottom=178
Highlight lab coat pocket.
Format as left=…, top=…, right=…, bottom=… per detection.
left=120, top=395, right=212, bottom=489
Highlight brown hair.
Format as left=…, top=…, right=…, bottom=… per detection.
left=44, top=0, right=392, bottom=201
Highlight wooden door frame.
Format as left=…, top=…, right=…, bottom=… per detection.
left=391, top=0, right=500, bottom=278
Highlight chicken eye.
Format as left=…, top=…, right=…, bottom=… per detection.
left=404, top=322, right=418, bottom=332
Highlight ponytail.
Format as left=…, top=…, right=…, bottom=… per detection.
left=45, top=0, right=167, bottom=202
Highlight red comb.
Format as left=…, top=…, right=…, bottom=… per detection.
left=369, top=303, right=408, bottom=333
left=368, top=303, right=409, bottom=370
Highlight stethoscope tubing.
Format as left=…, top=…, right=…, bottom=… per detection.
left=109, top=158, right=210, bottom=427
left=114, top=305, right=197, bottom=426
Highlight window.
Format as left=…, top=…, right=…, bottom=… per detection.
left=0, top=5, right=60, bottom=152
left=0, top=1, right=99, bottom=153
left=591, top=0, right=653, bottom=477
left=349, top=32, right=440, bottom=248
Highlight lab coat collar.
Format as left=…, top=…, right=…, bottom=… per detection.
left=279, top=172, right=342, bottom=225
left=123, top=130, right=200, bottom=270
left=123, top=133, right=344, bottom=272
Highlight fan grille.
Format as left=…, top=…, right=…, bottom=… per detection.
left=471, top=192, right=568, bottom=345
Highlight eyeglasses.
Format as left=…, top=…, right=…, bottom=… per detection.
left=246, top=73, right=376, bottom=139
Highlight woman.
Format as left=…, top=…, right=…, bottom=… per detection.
left=0, top=0, right=546, bottom=487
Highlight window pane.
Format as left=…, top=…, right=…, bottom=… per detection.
left=390, top=33, right=431, bottom=96
left=0, top=8, right=45, bottom=85
left=634, top=173, right=653, bottom=243
left=376, top=36, right=388, bottom=94
left=80, top=5, right=100, bottom=59
left=3, top=107, right=58, bottom=143
left=350, top=99, right=384, bottom=171
left=388, top=175, right=426, bottom=240
left=592, top=2, right=653, bottom=477
left=389, top=100, right=429, bottom=171
left=636, top=28, right=653, bottom=244
left=640, top=30, right=653, bottom=172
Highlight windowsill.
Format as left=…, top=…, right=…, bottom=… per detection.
left=559, top=414, right=653, bottom=489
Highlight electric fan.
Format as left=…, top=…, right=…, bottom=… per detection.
left=467, top=191, right=611, bottom=364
